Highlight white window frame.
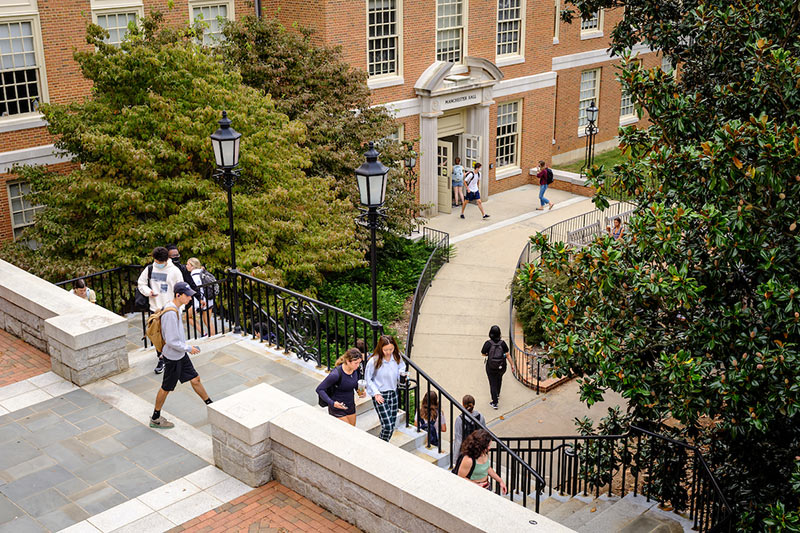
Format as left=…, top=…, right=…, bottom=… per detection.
left=436, top=0, right=468, bottom=65
left=619, top=59, right=639, bottom=126
left=366, top=0, right=404, bottom=89
left=580, top=9, right=603, bottom=40
left=495, top=99, right=522, bottom=175
left=661, top=55, right=675, bottom=75
left=578, top=68, right=600, bottom=135
left=7, top=180, right=43, bottom=241
left=92, top=6, right=144, bottom=46
left=189, top=0, right=235, bottom=47
left=0, top=14, right=49, bottom=129
left=496, top=0, right=525, bottom=66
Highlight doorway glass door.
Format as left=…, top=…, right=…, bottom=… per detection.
left=437, top=140, right=453, bottom=214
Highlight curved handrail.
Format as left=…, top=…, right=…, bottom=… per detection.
left=405, top=227, right=449, bottom=359
left=508, top=202, right=635, bottom=392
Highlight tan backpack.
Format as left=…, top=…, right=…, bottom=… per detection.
left=145, top=307, right=179, bottom=352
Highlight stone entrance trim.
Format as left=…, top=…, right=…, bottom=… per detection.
left=0, top=260, right=128, bottom=385
left=209, top=383, right=574, bottom=533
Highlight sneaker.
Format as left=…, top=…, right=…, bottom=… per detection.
left=548, top=203, right=554, bottom=211
left=492, top=403, right=499, bottom=410
left=154, top=358, right=165, bottom=375
left=149, top=416, right=174, bottom=429
left=483, top=214, right=490, bottom=219
left=460, top=214, right=465, bottom=219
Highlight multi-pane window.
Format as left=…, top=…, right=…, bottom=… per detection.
left=661, top=55, right=674, bottom=75
left=580, top=11, right=600, bottom=32
left=620, top=90, right=634, bottom=119
left=496, top=101, right=520, bottom=168
left=96, top=12, right=137, bottom=46
left=193, top=4, right=228, bottom=46
left=497, top=0, right=521, bottom=56
left=436, top=0, right=464, bottom=63
left=0, top=21, right=41, bottom=118
left=368, top=0, right=398, bottom=77
left=578, top=68, right=599, bottom=128
left=8, top=181, right=43, bottom=240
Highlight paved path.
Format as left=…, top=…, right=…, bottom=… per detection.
left=416, top=184, right=627, bottom=434
left=0, top=329, right=50, bottom=388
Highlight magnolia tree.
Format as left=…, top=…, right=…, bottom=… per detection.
left=519, top=0, right=800, bottom=527
left=220, top=16, right=422, bottom=236
left=1, top=15, right=363, bottom=287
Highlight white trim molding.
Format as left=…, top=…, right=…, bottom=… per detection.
left=494, top=71, right=556, bottom=98
left=552, top=43, right=654, bottom=71
left=0, top=144, right=65, bottom=174
left=380, top=97, right=420, bottom=118
left=0, top=0, right=38, bottom=17
left=367, top=75, right=405, bottom=90
left=0, top=114, right=47, bottom=134
left=619, top=115, right=639, bottom=127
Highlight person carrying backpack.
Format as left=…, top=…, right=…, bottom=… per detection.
left=482, top=325, right=510, bottom=410
left=536, top=160, right=556, bottom=211
left=148, top=282, right=212, bottom=429
left=453, top=394, right=485, bottom=457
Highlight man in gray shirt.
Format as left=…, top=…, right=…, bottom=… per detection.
left=150, top=282, right=212, bottom=429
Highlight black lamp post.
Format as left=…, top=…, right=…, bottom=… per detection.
left=581, top=101, right=599, bottom=178
left=210, top=110, right=242, bottom=334
left=355, top=142, right=389, bottom=348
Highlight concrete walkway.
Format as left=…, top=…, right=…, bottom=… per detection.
left=416, top=184, right=626, bottom=432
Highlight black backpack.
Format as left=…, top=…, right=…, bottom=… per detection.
left=486, top=340, right=506, bottom=371
left=452, top=453, right=476, bottom=477
left=461, top=412, right=480, bottom=443
left=199, top=269, right=220, bottom=298
left=546, top=167, right=554, bottom=185
left=134, top=265, right=153, bottom=311
left=317, top=366, right=343, bottom=407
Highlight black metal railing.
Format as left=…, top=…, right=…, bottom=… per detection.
left=398, top=351, right=546, bottom=512
left=508, top=201, right=634, bottom=392
left=404, top=227, right=449, bottom=360
left=500, top=426, right=733, bottom=532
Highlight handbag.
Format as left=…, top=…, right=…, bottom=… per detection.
left=133, top=265, right=153, bottom=311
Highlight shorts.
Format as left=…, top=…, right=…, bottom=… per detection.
left=452, top=180, right=463, bottom=187
left=328, top=400, right=356, bottom=417
left=161, top=354, right=199, bottom=391
left=466, top=191, right=480, bottom=201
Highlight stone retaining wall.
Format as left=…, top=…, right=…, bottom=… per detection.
left=209, top=384, right=574, bottom=533
left=0, top=259, right=128, bottom=385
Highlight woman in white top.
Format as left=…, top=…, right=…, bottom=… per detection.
left=186, top=258, right=215, bottom=336
left=460, top=163, right=489, bottom=219
left=364, top=335, right=406, bottom=441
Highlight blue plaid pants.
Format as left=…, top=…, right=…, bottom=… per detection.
left=373, top=389, right=399, bottom=441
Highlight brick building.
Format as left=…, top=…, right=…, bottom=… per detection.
left=0, top=1, right=664, bottom=244
left=264, top=0, right=663, bottom=215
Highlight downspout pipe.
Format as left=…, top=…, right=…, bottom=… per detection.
left=255, top=0, right=262, bottom=18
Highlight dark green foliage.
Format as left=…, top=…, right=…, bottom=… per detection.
left=519, top=0, right=800, bottom=526
left=512, top=267, right=571, bottom=347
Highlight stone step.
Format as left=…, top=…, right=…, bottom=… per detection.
left=412, top=447, right=451, bottom=468
left=560, top=496, right=619, bottom=530
left=355, top=407, right=407, bottom=436
left=577, top=494, right=657, bottom=533
left=544, top=497, right=589, bottom=522
left=618, top=512, right=684, bottom=533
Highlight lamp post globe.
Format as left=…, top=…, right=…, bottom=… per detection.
left=355, top=142, right=389, bottom=208
left=355, top=141, right=389, bottom=348
left=210, top=111, right=241, bottom=169
left=586, top=101, right=598, bottom=126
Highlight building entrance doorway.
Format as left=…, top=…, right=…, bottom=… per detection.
left=437, top=140, right=453, bottom=214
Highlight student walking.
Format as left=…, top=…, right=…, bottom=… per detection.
left=453, top=394, right=485, bottom=457
left=452, top=157, right=465, bottom=207
left=536, top=160, right=555, bottom=210
left=70, top=279, right=96, bottom=304
left=149, top=282, right=212, bottom=429
left=415, top=391, right=446, bottom=448
left=453, top=430, right=507, bottom=493
left=137, top=247, right=183, bottom=375
left=365, top=335, right=406, bottom=441
left=186, top=257, right=216, bottom=336
left=460, top=163, right=489, bottom=219
left=482, top=325, right=510, bottom=410
left=316, top=348, right=366, bottom=426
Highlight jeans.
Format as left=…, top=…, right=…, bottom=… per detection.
left=486, top=365, right=506, bottom=404
left=539, top=183, right=550, bottom=206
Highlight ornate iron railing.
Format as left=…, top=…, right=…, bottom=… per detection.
left=500, top=426, right=733, bottom=533
left=508, top=201, right=634, bottom=392
left=404, top=227, right=449, bottom=359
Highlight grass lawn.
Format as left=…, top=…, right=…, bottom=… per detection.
left=555, top=147, right=629, bottom=174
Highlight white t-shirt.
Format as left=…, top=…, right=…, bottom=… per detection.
left=465, top=170, right=481, bottom=193
left=191, top=270, right=213, bottom=309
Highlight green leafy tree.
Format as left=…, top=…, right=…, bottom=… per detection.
left=518, top=0, right=800, bottom=526
left=220, top=16, right=422, bottom=236
left=1, top=14, right=363, bottom=287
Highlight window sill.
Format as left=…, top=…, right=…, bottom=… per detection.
left=580, top=31, right=604, bottom=40
left=367, top=75, right=404, bottom=90
left=577, top=127, right=600, bottom=138
left=0, top=113, right=47, bottom=134
left=619, top=115, right=639, bottom=127
left=495, top=166, right=521, bottom=180
left=496, top=55, right=525, bottom=67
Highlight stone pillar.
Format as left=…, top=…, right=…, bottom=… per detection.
left=419, top=111, right=441, bottom=217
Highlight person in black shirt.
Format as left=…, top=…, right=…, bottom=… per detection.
left=481, top=325, right=510, bottom=410
left=316, top=348, right=366, bottom=426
